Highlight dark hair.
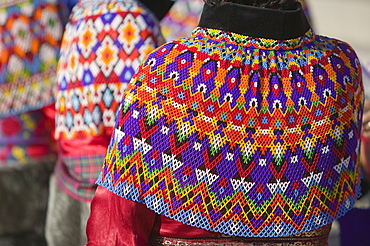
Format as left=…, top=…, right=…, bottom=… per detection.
left=203, top=0, right=297, bottom=9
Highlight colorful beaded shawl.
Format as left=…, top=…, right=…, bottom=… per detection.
left=54, top=0, right=164, bottom=201
left=0, top=0, right=66, bottom=164
left=98, top=2, right=363, bottom=237
left=0, top=0, right=66, bottom=117
left=55, top=0, right=164, bottom=140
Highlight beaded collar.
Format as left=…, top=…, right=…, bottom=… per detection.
left=192, top=27, right=315, bottom=50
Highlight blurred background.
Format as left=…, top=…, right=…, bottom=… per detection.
left=309, top=0, right=370, bottom=63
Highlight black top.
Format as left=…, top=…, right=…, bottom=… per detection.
left=198, top=2, right=310, bottom=40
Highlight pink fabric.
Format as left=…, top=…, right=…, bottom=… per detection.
left=86, top=186, right=219, bottom=245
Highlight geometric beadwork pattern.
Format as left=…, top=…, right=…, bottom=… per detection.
left=55, top=0, right=164, bottom=140
left=99, top=26, right=363, bottom=237
left=0, top=0, right=67, bottom=117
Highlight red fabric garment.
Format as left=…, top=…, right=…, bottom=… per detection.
left=58, top=137, right=109, bottom=157
left=86, top=186, right=155, bottom=246
left=86, top=187, right=334, bottom=245
left=86, top=186, right=219, bottom=246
